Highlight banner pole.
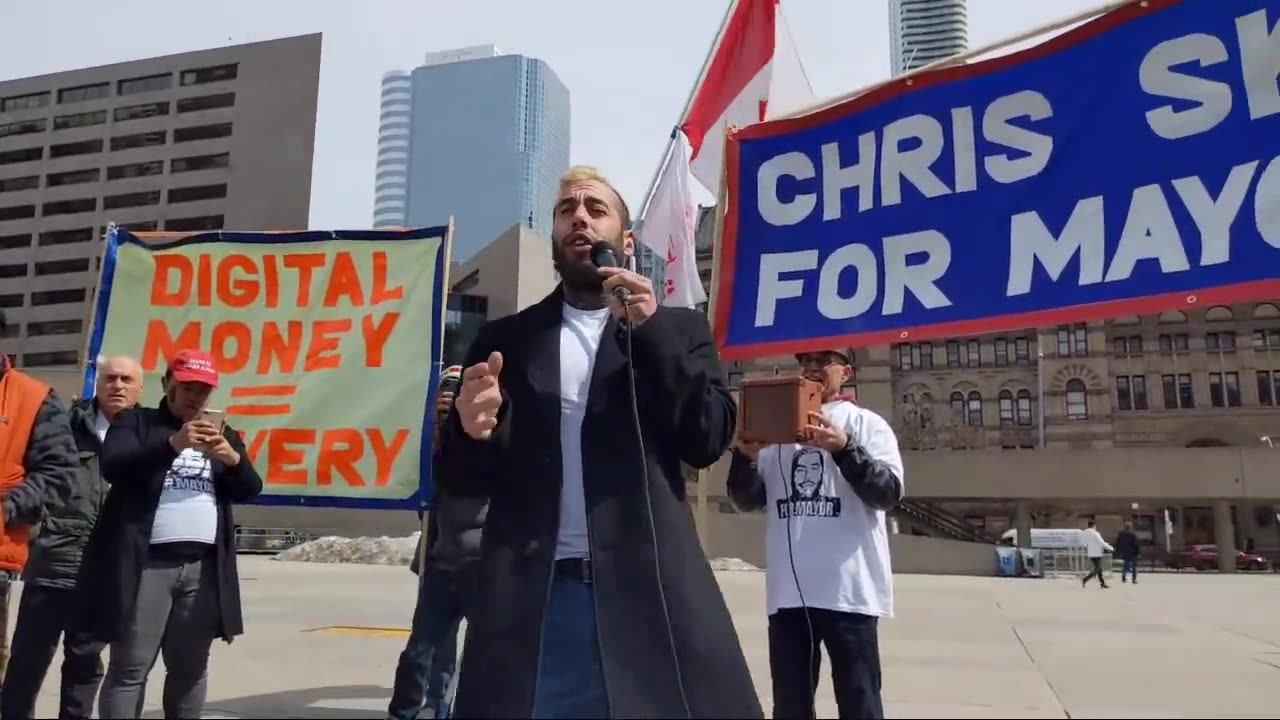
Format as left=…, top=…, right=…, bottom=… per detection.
left=767, top=0, right=1140, bottom=124
left=79, top=223, right=119, bottom=399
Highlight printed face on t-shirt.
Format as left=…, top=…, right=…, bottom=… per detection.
left=776, top=447, right=843, bottom=519
left=791, top=448, right=823, bottom=500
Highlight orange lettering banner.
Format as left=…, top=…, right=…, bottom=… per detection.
left=84, top=225, right=452, bottom=510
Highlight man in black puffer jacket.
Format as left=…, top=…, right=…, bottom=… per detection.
left=3, top=355, right=144, bottom=720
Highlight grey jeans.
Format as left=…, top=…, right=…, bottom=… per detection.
left=98, top=548, right=220, bottom=719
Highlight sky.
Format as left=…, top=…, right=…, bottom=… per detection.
left=3, top=0, right=1107, bottom=230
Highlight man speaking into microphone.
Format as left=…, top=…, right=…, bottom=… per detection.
left=440, top=166, right=761, bottom=719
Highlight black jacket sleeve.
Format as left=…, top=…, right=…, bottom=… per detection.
left=215, top=424, right=263, bottom=504
left=628, top=307, right=736, bottom=468
left=5, top=392, right=77, bottom=527
left=441, top=320, right=512, bottom=498
left=832, top=412, right=904, bottom=512
left=726, top=448, right=767, bottom=512
left=100, top=408, right=178, bottom=493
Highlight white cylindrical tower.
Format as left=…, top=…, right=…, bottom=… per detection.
left=373, top=70, right=412, bottom=228
left=890, top=0, right=968, bottom=76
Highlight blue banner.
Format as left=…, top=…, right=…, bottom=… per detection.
left=715, top=0, right=1280, bottom=360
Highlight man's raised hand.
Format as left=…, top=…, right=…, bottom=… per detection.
left=457, top=351, right=504, bottom=440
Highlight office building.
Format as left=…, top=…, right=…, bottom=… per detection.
left=372, top=45, right=570, bottom=262
left=888, top=0, right=969, bottom=75
left=0, top=33, right=321, bottom=391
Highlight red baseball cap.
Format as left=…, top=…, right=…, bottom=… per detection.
left=169, top=349, right=219, bottom=388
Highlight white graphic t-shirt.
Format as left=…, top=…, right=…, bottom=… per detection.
left=756, top=400, right=904, bottom=618
left=150, top=448, right=218, bottom=545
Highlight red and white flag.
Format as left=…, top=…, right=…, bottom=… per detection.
left=640, top=139, right=706, bottom=308
left=680, top=0, right=815, bottom=192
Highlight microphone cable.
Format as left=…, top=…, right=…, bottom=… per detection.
left=776, top=444, right=818, bottom=710
left=620, top=296, right=693, bottom=719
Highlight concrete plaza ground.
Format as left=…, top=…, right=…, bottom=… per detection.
left=23, top=557, right=1280, bottom=718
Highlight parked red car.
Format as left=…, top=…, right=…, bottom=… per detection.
left=1167, top=544, right=1270, bottom=571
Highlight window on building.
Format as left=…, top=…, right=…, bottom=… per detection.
left=0, top=234, right=31, bottom=250
left=26, top=319, right=83, bottom=336
left=1258, top=371, right=1280, bottom=407
left=180, top=64, right=239, bottom=86
left=0, top=321, right=18, bottom=338
left=43, top=198, right=97, bottom=216
left=1113, top=335, right=1144, bottom=356
left=49, top=139, right=104, bottom=158
left=1159, top=333, right=1190, bottom=353
left=0, top=147, right=43, bottom=165
left=57, top=83, right=110, bottom=104
left=105, top=160, right=163, bottom=181
left=1016, top=389, right=1034, bottom=426
left=52, top=110, right=107, bottom=130
left=896, top=344, right=912, bottom=371
left=30, top=288, right=86, bottom=306
left=998, top=390, right=1014, bottom=425
left=173, top=123, right=233, bottom=143
left=0, top=118, right=47, bottom=139
left=113, top=101, right=170, bottom=122
left=966, top=340, right=980, bottom=367
left=1162, top=373, right=1195, bottom=409
left=0, top=263, right=28, bottom=279
left=949, top=391, right=964, bottom=424
left=110, top=131, right=166, bottom=151
left=1115, top=375, right=1149, bottom=411
left=0, top=204, right=36, bottom=222
left=1014, top=337, right=1031, bottom=364
left=167, top=183, right=227, bottom=204
left=0, top=176, right=39, bottom=193
left=171, top=153, right=229, bottom=173
left=994, top=339, right=1009, bottom=366
left=1058, top=324, right=1088, bottom=357
left=118, top=221, right=158, bottom=232
left=165, top=215, right=224, bottom=232
left=1209, top=371, right=1241, bottom=408
left=1065, top=379, right=1088, bottom=420
left=946, top=341, right=960, bottom=368
left=1, top=92, right=50, bottom=112
left=176, top=93, right=236, bottom=113
left=118, top=73, right=172, bottom=96
left=46, top=168, right=101, bottom=188
left=966, top=391, right=983, bottom=427
left=1206, top=331, right=1237, bottom=352
left=22, top=350, right=79, bottom=367
left=38, top=228, right=94, bottom=246
left=0, top=294, right=24, bottom=307
left=103, top=190, right=161, bottom=210
left=34, top=258, right=90, bottom=276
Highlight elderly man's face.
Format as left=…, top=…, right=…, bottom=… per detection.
left=95, top=357, right=143, bottom=418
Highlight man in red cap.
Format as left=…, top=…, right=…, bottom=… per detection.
left=76, top=349, right=262, bottom=720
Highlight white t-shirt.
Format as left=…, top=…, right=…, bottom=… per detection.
left=150, top=448, right=218, bottom=545
left=1082, top=528, right=1112, bottom=558
left=756, top=400, right=904, bottom=618
left=555, top=303, right=611, bottom=559
left=94, top=410, right=110, bottom=443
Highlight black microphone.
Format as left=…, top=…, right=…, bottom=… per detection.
left=589, top=240, right=631, bottom=305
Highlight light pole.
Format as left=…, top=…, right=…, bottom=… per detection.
left=1037, top=350, right=1046, bottom=450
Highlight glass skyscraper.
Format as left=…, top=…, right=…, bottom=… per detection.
left=373, top=45, right=570, bottom=262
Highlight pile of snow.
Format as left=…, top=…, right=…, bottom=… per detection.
left=272, top=532, right=419, bottom=566
left=710, top=557, right=762, bottom=572
left=272, top=534, right=761, bottom=573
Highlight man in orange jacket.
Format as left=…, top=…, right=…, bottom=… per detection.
left=0, top=309, right=78, bottom=685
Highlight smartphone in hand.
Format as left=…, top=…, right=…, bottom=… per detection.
left=199, top=408, right=226, bottom=431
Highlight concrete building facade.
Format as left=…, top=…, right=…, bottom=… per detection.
left=0, top=33, right=322, bottom=388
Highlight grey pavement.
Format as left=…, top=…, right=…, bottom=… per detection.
left=21, top=558, right=1280, bottom=718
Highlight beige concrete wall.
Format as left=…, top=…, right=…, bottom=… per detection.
left=888, top=534, right=997, bottom=576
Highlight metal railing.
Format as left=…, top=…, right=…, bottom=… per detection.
left=1043, top=548, right=1112, bottom=578
left=233, top=526, right=319, bottom=554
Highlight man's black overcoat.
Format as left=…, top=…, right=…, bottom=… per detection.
left=440, top=287, right=762, bottom=719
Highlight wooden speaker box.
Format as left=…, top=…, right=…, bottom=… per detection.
left=738, top=377, right=825, bottom=445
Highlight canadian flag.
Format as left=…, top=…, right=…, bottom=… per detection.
left=680, top=0, right=815, bottom=192
left=638, top=139, right=705, bottom=308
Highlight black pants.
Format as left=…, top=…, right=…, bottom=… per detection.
left=387, top=564, right=477, bottom=720
left=1082, top=557, right=1107, bottom=587
left=1, top=584, right=106, bottom=720
left=768, top=607, right=884, bottom=720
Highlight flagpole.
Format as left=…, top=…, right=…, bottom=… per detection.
left=637, top=0, right=740, bottom=220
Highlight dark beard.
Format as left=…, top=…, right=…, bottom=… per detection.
left=552, top=233, right=622, bottom=293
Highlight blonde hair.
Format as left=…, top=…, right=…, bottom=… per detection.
left=558, top=165, right=632, bottom=229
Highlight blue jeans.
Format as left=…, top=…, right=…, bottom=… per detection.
left=1121, top=558, right=1139, bottom=582
left=388, top=565, right=474, bottom=720
left=532, top=571, right=610, bottom=719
